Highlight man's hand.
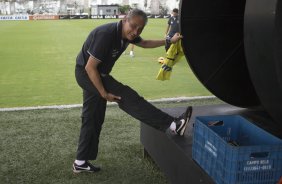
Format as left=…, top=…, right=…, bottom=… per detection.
left=103, top=92, right=121, bottom=102
left=85, top=57, right=121, bottom=103
left=170, top=33, right=183, bottom=43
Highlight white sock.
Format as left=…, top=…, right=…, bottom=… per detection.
left=75, top=160, right=85, bottom=165
left=130, top=51, right=134, bottom=55
left=170, top=122, right=176, bottom=131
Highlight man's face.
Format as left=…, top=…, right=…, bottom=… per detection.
left=172, top=11, right=178, bottom=17
left=123, top=15, right=145, bottom=40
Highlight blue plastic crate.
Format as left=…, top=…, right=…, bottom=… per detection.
left=192, top=115, right=282, bottom=184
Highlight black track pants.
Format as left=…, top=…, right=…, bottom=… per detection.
left=75, top=65, right=174, bottom=160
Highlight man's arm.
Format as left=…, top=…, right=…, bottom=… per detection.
left=85, top=56, right=121, bottom=102
left=165, top=24, right=170, bottom=38
left=135, top=33, right=183, bottom=48
left=135, top=39, right=165, bottom=48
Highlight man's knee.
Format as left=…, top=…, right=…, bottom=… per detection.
left=117, top=86, right=145, bottom=110
left=121, top=85, right=143, bottom=101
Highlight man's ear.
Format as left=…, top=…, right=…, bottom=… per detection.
left=122, top=16, right=127, bottom=23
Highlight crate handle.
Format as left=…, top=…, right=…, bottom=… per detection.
left=250, top=152, right=269, bottom=158
left=208, top=120, right=224, bottom=126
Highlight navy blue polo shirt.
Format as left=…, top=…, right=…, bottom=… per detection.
left=167, top=15, right=180, bottom=37
left=76, top=20, right=142, bottom=74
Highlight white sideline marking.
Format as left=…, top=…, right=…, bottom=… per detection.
left=0, top=96, right=215, bottom=112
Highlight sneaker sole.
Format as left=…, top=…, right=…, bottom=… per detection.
left=72, top=165, right=99, bottom=173
left=73, top=169, right=98, bottom=173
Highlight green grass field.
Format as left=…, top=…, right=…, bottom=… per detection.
left=0, top=98, right=223, bottom=184
left=0, top=19, right=210, bottom=108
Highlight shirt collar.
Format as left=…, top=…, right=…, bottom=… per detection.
left=117, top=20, right=124, bottom=40
left=117, top=20, right=128, bottom=48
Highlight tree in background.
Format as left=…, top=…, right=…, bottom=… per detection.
left=118, top=4, right=131, bottom=14
left=159, top=4, right=168, bottom=16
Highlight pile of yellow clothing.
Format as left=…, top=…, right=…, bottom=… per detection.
left=156, top=39, right=184, bottom=80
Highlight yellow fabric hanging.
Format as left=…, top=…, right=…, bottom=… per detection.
left=156, top=39, right=184, bottom=80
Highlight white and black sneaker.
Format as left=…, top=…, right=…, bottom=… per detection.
left=73, top=161, right=101, bottom=173
left=175, top=106, right=193, bottom=136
